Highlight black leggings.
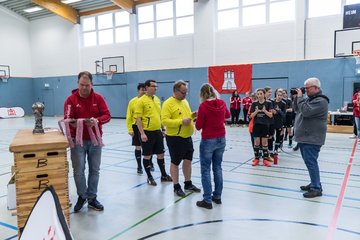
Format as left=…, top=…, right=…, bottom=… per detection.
left=230, top=109, right=240, bottom=124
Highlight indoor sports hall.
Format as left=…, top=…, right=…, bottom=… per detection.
left=0, top=0, right=360, bottom=239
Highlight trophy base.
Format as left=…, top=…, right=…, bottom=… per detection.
left=33, top=129, right=45, bottom=134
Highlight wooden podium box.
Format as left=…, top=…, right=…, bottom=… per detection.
left=9, top=129, right=70, bottom=233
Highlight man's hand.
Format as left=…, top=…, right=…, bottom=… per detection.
left=69, top=119, right=77, bottom=128
left=297, top=88, right=303, bottom=97
left=141, top=132, right=148, bottom=142
left=182, top=118, right=192, bottom=125
left=85, top=117, right=98, bottom=128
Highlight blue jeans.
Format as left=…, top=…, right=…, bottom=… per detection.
left=199, top=137, right=226, bottom=203
left=355, top=117, right=360, bottom=138
left=298, top=143, right=322, bottom=190
left=71, top=140, right=102, bottom=200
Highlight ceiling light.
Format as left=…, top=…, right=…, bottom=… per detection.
left=62, top=0, right=82, bottom=4
left=24, top=6, right=43, bottom=13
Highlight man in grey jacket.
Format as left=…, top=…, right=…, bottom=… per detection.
left=293, top=77, right=329, bottom=198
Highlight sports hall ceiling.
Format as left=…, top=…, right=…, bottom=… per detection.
left=0, top=0, right=161, bottom=23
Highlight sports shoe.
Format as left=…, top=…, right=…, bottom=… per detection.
left=161, top=175, right=173, bottom=182
left=267, top=155, right=274, bottom=162
left=293, top=145, right=299, bottom=151
left=252, top=159, right=260, bottom=166
left=263, top=159, right=271, bottom=167
left=303, top=189, right=322, bottom=198
left=74, top=196, right=87, bottom=212
left=287, top=144, right=293, bottom=148
left=300, top=184, right=311, bottom=191
left=196, top=200, right=213, bottom=209
left=184, top=184, right=201, bottom=192
left=174, top=188, right=186, bottom=197
left=212, top=196, right=222, bottom=204
left=147, top=177, right=157, bottom=186
left=349, top=135, right=357, bottom=139
left=88, top=198, right=104, bottom=211
left=137, top=168, right=143, bottom=174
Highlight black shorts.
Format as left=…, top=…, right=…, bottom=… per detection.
left=131, top=125, right=141, bottom=146
left=284, top=115, right=293, bottom=128
left=166, top=136, right=194, bottom=166
left=268, top=124, right=275, bottom=136
left=141, top=130, right=165, bottom=156
left=253, top=123, right=269, bottom=138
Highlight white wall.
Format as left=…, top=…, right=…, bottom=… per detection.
left=0, top=7, right=32, bottom=77
left=30, top=16, right=80, bottom=77
left=0, top=0, right=346, bottom=77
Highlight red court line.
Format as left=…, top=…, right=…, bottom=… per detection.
left=326, top=138, right=357, bottom=240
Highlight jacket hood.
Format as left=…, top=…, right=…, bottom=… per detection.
left=71, top=88, right=94, bottom=97
left=203, top=98, right=227, bottom=112
left=309, top=90, right=330, bottom=103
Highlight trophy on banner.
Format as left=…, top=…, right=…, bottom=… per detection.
left=32, top=102, right=45, bottom=134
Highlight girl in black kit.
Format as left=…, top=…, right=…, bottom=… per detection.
left=250, top=89, right=273, bottom=167
left=272, top=89, right=286, bottom=164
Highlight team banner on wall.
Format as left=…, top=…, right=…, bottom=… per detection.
left=208, top=64, right=252, bottom=94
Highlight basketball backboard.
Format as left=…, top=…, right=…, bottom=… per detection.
left=334, top=27, right=360, bottom=57
left=95, top=56, right=125, bottom=74
left=0, top=65, right=10, bottom=82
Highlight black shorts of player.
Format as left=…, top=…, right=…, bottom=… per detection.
left=253, top=123, right=269, bottom=138
left=141, top=130, right=165, bottom=156
left=166, top=136, right=194, bottom=166
left=131, top=124, right=141, bottom=146
left=268, top=124, right=275, bottom=137
left=284, top=115, right=293, bottom=128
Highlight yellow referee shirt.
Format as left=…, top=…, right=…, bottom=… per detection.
left=134, top=94, right=162, bottom=131
left=161, top=97, right=194, bottom=138
left=126, top=96, right=139, bottom=133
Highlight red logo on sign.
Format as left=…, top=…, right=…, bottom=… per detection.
left=7, top=108, right=16, bottom=116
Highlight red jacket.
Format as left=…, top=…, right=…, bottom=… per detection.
left=352, top=93, right=360, bottom=117
left=195, top=98, right=230, bottom=139
left=230, top=96, right=241, bottom=110
left=242, top=97, right=253, bottom=110
left=64, top=89, right=111, bottom=139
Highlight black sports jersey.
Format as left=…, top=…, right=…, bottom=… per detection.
left=285, top=98, right=293, bottom=116
left=250, top=100, right=273, bottom=125
left=272, top=100, right=286, bottom=128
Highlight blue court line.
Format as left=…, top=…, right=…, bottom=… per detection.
left=4, top=235, right=17, bottom=240
left=0, top=221, right=17, bottom=230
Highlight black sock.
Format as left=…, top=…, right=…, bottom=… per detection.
left=268, top=138, right=274, bottom=152
left=184, top=180, right=192, bottom=188
left=174, top=183, right=181, bottom=190
left=157, top=158, right=167, bottom=176
left=135, top=150, right=142, bottom=169
left=143, top=159, right=152, bottom=178
left=253, top=145, right=260, bottom=159
left=262, top=146, right=269, bottom=159
left=149, top=155, right=154, bottom=167
left=289, top=135, right=293, bottom=145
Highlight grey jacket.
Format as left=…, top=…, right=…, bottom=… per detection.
left=293, top=90, right=329, bottom=146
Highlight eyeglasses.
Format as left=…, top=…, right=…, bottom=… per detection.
left=149, top=85, right=158, bottom=88
left=176, top=89, right=187, bottom=95
left=304, top=85, right=316, bottom=90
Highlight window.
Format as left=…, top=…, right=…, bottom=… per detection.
left=137, top=0, right=194, bottom=40
left=81, top=10, right=130, bottom=47
left=308, top=0, right=341, bottom=18
left=217, top=0, right=295, bottom=30
left=346, top=0, right=360, bottom=5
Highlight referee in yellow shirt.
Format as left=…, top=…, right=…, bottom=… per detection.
left=135, top=80, right=172, bottom=186
left=161, top=80, right=201, bottom=197
left=126, top=83, right=154, bottom=174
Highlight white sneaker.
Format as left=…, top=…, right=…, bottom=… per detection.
left=349, top=135, right=357, bottom=139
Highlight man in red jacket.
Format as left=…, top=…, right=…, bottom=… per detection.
left=64, top=71, right=111, bottom=213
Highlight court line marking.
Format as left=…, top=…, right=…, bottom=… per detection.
left=326, top=138, right=357, bottom=240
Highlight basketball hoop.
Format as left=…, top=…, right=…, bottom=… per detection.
left=0, top=75, right=9, bottom=83
left=105, top=71, right=115, bottom=81
left=353, top=50, right=360, bottom=65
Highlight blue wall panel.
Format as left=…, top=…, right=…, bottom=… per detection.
left=2, top=59, right=360, bottom=118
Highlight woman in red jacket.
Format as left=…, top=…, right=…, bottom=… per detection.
left=230, top=90, right=241, bottom=126
left=195, top=83, right=230, bottom=209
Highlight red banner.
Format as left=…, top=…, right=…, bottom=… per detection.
left=208, top=64, right=252, bottom=94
